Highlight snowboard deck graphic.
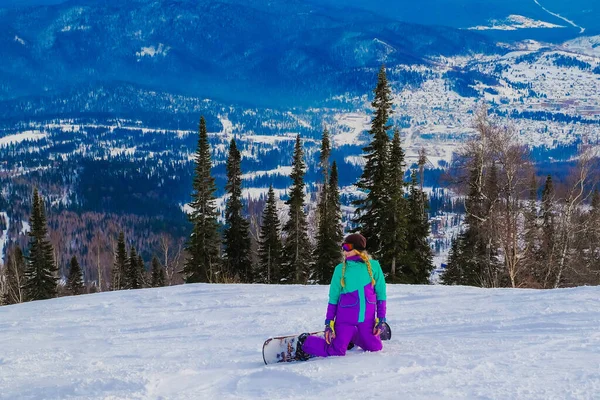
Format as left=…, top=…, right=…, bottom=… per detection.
left=262, top=322, right=392, bottom=365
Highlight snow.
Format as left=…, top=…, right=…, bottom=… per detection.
left=0, top=284, right=598, bottom=399
left=136, top=43, right=170, bottom=58
left=562, top=35, right=600, bottom=58
left=244, top=134, right=296, bottom=145
left=109, top=147, right=136, bottom=157
left=241, top=166, right=293, bottom=180
left=0, top=131, right=47, bottom=147
left=331, top=113, right=370, bottom=146
left=344, top=155, right=366, bottom=167
left=469, top=15, right=565, bottom=31
left=219, top=114, right=234, bottom=138
left=20, top=220, right=30, bottom=236
left=60, top=25, right=90, bottom=32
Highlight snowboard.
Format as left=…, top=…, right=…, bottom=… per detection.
left=262, top=322, right=392, bottom=365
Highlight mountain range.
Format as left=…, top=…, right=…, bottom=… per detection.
left=0, top=0, right=505, bottom=110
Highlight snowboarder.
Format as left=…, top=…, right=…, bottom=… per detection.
left=296, top=233, right=387, bottom=360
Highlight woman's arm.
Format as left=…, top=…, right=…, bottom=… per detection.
left=373, top=260, right=387, bottom=321
left=328, top=264, right=343, bottom=305
left=326, top=264, right=343, bottom=321
left=373, top=260, right=387, bottom=301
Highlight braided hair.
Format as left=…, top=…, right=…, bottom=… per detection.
left=341, top=250, right=375, bottom=289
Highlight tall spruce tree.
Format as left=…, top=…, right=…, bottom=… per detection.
left=282, top=134, right=311, bottom=283
left=184, top=116, right=221, bottom=283
left=223, top=138, right=252, bottom=282
left=381, top=128, right=407, bottom=281
left=257, top=186, right=283, bottom=284
left=314, top=158, right=343, bottom=284
left=151, top=256, right=166, bottom=287
left=402, top=170, right=434, bottom=284
left=124, top=247, right=143, bottom=289
left=314, top=128, right=333, bottom=283
left=352, top=65, right=393, bottom=258
left=112, top=231, right=127, bottom=290
left=440, top=236, right=463, bottom=285
left=137, top=254, right=146, bottom=287
left=539, top=175, right=556, bottom=287
left=66, top=256, right=84, bottom=296
left=22, top=188, right=57, bottom=301
left=2, top=245, right=25, bottom=304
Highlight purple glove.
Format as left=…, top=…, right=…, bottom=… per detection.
left=324, top=303, right=337, bottom=344
left=373, top=317, right=386, bottom=335
left=325, top=319, right=335, bottom=344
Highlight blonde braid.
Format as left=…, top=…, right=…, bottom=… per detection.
left=357, top=251, right=375, bottom=287
left=341, top=250, right=375, bottom=288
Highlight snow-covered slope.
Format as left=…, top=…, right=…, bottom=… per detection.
left=0, top=284, right=598, bottom=399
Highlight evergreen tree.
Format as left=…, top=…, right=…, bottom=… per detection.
left=522, top=173, right=539, bottom=283
left=151, top=256, right=166, bottom=287
left=112, top=231, right=128, bottom=290
left=352, top=65, right=393, bottom=258
left=327, top=163, right=343, bottom=271
left=282, top=134, right=311, bottom=283
left=137, top=254, right=146, bottom=288
left=2, top=246, right=25, bottom=304
left=539, top=175, right=556, bottom=287
left=442, top=153, right=498, bottom=287
left=22, top=188, right=57, bottom=301
left=184, top=116, right=221, bottom=283
left=223, top=138, right=253, bottom=282
left=402, top=170, right=434, bottom=284
left=440, top=236, right=463, bottom=285
left=125, top=247, right=143, bottom=289
left=66, top=256, right=84, bottom=296
left=381, top=128, right=407, bottom=281
left=257, top=186, right=283, bottom=284
left=587, top=190, right=600, bottom=280
left=314, top=158, right=343, bottom=284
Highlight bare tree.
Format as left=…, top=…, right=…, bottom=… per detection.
left=160, top=234, right=184, bottom=286
left=551, top=145, right=598, bottom=288
left=2, top=246, right=25, bottom=304
left=488, top=124, right=532, bottom=288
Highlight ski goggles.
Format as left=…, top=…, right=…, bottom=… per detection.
left=341, top=243, right=353, bottom=252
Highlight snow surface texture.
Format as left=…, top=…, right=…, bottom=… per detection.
left=0, top=284, right=598, bottom=399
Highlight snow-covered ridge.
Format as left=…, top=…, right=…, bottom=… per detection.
left=561, top=35, right=600, bottom=58
left=469, top=15, right=565, bottom=31
left=0, top=284, right=598, bottom=399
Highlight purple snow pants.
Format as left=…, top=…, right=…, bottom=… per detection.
left=302, top=322, right=383, bottom=357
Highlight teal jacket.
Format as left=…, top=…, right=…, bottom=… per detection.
left=328, top=259, right=386, bottom=324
